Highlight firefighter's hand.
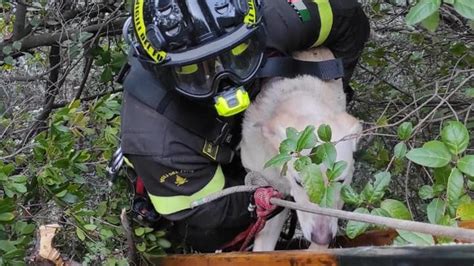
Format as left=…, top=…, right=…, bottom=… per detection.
left=253, top=187, right=283, bottom=218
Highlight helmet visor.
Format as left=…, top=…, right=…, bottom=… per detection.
left=171, top=32, right=264, bottom=99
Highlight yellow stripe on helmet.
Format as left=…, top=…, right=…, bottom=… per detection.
left=175, top=64, right=199, bottom=75
left=231, top=42, right=249, bottom=56
left=133, top=0, right=168, bottom=63
left=244, top=0, right=258, bottom=26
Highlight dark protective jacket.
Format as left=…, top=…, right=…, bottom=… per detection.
left=120, top=0, right=369, bottom=251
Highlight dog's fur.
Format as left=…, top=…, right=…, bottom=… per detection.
left=240, top=47, right=362, bottom=251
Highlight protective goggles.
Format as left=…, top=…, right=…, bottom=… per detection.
left=135, top=25, right=265, bottom=99
left=171, top=32, right=265, bottom=99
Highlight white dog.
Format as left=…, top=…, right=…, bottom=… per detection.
left=240, top=47, right=362, bottom=251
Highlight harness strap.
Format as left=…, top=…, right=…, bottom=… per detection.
left=257, top=57, right=344, bottom=81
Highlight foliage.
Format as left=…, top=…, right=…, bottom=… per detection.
left=266, top=125, right=413, bottom=239
left=266, top=125, right=348, bottom=209
left=0, top=0, right=472, bottom=263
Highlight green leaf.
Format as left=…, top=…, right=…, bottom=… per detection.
left=371, top=208, right=391, bottom=218
left=2, top=45, right=12, bottom=55
left=12, top=41, right=22, bottom=51
left=394, top=142, right=408, bottom=159
left=397, top=122, right=413, bottom=141
left=11, top=183, right=27, bottom=194
left=158, top=238, right=172, bottom=249
left=313, top=143, right=337, bottom=168
left=279, top=139, right=297, bottom=154
left=286, top=127, right=299, bottom=141
left=447, top=168, right=464, bottom=204
left=96, top=202, right=108, bottom=217
left=296, top=126, right=317, bottom=151
left=458, top=155, right=474, bottom=177
left=317, top=124, right=332, bottom=142
left=0, top=240, right=16, bottom=252
left=320, top=182, right=342, bottom=208
left=76, top=228, right=86, bottom=241
left=465, top=87, right=474, bottom=98
left=468, top=180, right=474, bottom=191
left=381, top=199, right=412, bottom=220
left=78, top=32, right=94, bottom=43
left=418, top=185, right=434, bottom=200
left=19, top=224, right=35, bottom=235
left=397, top=230, right=435, bottom=246
left=136, top=243, right=146, bottom=252
left=0, top=212, right=15, bottom=222
left=427, top=198, right=445, bottom=224
left=294, top=156, right=312, bottom=172
left=368, top=171, right=391, bottom=204
left=345, top=208, right=370, bottom=239
left=453, top=0, right=474, bottom=19
left=264, top=154, right=292, bottom=169
left=360, top=182, right=374, bottom=202
left=1, top=164, right=14, bottom=176
left=4, top=56, right=14, bottom=66
left=327, top=161, right=348, bottom=181
left=341, top=185, right=361, bottom=206
left=405, top=140, right=452, bottom=168
left=135, top=227, right=145, bottom=237
left=441, top=121, right=469, bottom=155
left=456, top=202, right=474, bottom=221
left=405, top=0, right=441, bottom=25
left=434, top=165, right=451, bottom=186
left=301, top=164, right=325, bottom=204
left=421, top=10, right=439, bottom=32
left=100, top=67, right=113, bottom=83
left=433, top=184, right=446, bottom=196
left=99, top=229, right=114, bottom=239
left=84, top=224, right=97, bottom=231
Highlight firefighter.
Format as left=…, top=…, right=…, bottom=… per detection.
left=118, top=0, right=369, bottom=252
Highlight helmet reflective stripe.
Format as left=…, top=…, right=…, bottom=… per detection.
left=175, top=64, right=199, bottom=75
left=133, top=0, right=167, bottom=63
left=147, top=165, right=226, bottom=215
left=231, top=42, right=249, bottom=56
left=311, top=0, right=333, bottom=47
left=244, top=0, right=258, bottom=26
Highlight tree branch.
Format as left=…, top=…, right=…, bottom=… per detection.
left=0, top=17, right=126, bottom=55
left=12, top=2, right=27, bottom=40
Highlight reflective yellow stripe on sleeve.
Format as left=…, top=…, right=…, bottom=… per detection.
left=311, top=0, right=333, bottom=47
left=148, top=165, right=226, bottom=215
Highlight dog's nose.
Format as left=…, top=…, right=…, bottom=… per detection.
left=310, top=229, right=334, bottom=245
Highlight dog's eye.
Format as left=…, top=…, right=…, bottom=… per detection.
left=294, top=177, right=304, bottom=187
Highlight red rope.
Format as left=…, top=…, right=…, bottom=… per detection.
left=220, top=217, right=268, bottom=251
left=221, top=188, right=282, bottom=251
left=239, top=217, right=266, bottom=251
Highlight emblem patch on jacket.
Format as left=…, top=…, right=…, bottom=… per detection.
left=174, top=175, right=188, bottom=186
left=160, top=171, right=179, bottom=183
left=288, top=0, right=311, bottom=22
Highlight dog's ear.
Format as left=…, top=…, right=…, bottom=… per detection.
left=261, top=121, right=286, bottom=150
left=348, top=117, right=363, bottom=151
left=336, top=113, right=363, bottom=151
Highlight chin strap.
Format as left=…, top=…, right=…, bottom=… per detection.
left=257, top=56, right=344, bottom=81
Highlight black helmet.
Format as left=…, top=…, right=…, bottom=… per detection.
left=127, top=0, right=265, bottom=116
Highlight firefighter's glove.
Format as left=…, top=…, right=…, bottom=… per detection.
left=253, top=187, right=283, bottom=218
